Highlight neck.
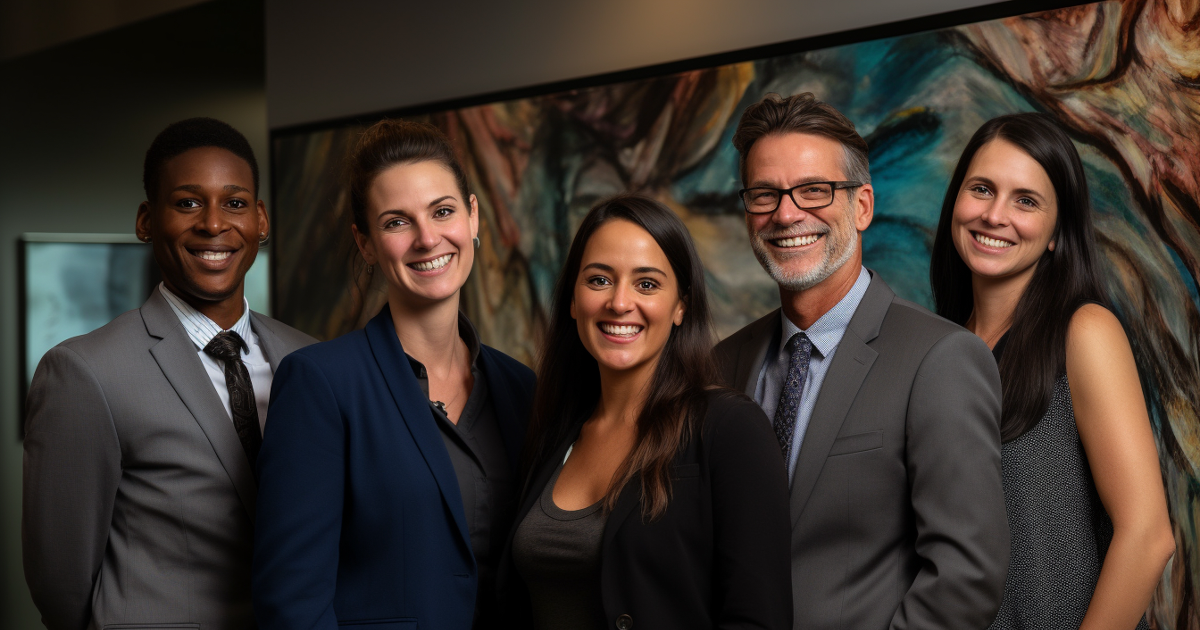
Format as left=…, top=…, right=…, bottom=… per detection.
left=164, top=281, right=245, bottom=330
left=387, top=289, right=462, bottom=368
left=594, top=359, right=657, bottom=428
left=780, top=256, right=862, bottom=330
left=968, top=265, right=1036, bottom=346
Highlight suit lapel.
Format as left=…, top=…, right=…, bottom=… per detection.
left=141, top=289, right=259, bottom=520
left=788, top=275, right=893, bottom=525
left=249, top=313, right=287, bottom=372
left=478, top=348, right=526, bottom=476
left=365, top=307, right=472, bottom=552
left=733, top=310, right=780, bottom=397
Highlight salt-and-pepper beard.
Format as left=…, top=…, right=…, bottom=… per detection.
left=749, top=197, right=858, bottom=293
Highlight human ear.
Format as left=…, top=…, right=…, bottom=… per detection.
left=351, top=224, right=377, bottom=265
left=135, top=201, right=153, bottom=242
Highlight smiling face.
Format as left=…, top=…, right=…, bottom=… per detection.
left=135, top=146, right=267, bottom=315
left=571, top=219, right=686, bottom=380
left=743, top=132, right=872, bottom=293
left=951, top=139, right=1058, bottom=286
left=352, top=160, right=479, bottom=309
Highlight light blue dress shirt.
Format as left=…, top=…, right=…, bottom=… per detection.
left=160, top=283, right=272, bottom=429
left=754, top=266, right=871, bottom=483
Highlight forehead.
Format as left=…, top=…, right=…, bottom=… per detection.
left=745, top=132, right=846, bottom=184
left=160, top=146, right=254, bottom=191
left=581, top=219, right=673, bottom=275
left=966, top=139, right=1053, bottom=192
left=368, top=160, right=461, bottom=209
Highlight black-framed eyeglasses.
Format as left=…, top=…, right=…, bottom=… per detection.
left=738, top=181, right=862, bottom=214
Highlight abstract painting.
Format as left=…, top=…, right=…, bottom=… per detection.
left=271, top=2, right=1200, bottom=626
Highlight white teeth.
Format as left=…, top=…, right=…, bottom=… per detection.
left=974, top=233, right=1014, bottom=248
left=196, top=251, right=232, bottom=261
left=600, top=323, right=643, bottom=336
left=410, top=254, right=452, bottom=271
left=774, top=234, right=821, bottom=247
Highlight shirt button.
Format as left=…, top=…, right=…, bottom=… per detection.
left=616, top=614, right=633, bottom=629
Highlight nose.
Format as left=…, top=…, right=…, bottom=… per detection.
left=197, top=203, right=229, bottom=236
left=412, top=219, right=441, bottom=250
left=772, top=192, right=810, bottom=226
left=979, top=199, right=1008, bottom=227
left=608, top=282, right=634, bottom=314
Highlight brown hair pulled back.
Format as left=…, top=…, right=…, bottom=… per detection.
left=347, top=119, right=471, bottom=233
left=732, top=92, right=871, bottom=186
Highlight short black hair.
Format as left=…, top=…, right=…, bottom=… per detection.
left=143, top=117, right=259, bottom=201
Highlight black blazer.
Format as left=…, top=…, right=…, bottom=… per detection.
left=498, top=390, right=792, bottom=630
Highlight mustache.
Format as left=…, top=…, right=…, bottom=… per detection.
left=754, top=222, right=831, bottom=241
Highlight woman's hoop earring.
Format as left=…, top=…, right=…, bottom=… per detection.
left=473, top=237, right=480, bottom=249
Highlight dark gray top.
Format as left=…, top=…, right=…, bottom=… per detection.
left=511, top=452, right=607, bottom=630
left=989, top=339, right=1147, bottom=630
left=406, top=313, right=514, bottom=628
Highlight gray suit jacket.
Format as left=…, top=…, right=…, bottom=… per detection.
left=23, top=287, right=315, bottom=630
left=714, top=273, right=1008, bottom=630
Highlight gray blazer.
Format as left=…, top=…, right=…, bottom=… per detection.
left=23, top=287, right=315, bottom=630
left=714, top=273, right=1008, bottom=630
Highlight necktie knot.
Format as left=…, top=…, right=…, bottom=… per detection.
left=204, top=330, right=248, bottom=361
left=788, top=332, right=812, bottom=354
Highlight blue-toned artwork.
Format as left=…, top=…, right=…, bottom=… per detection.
left=272, top=2, right=1200, bottom=625
left=22, top=234, right=270, bottom=389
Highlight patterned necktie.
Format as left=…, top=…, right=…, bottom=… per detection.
left=773, top=332, right=813, bottom=458
left=203, top=330, right=261, bottom=468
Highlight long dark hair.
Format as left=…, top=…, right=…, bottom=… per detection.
left=930, top=113, right=1105, bottom=442
left=526, top=194, right=717, bottom=520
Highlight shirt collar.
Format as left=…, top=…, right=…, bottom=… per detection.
left=159, top=283, right=253, bottom=354
left=780, top=266, right=871, bottom=358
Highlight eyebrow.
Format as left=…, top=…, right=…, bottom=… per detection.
left=427, top=195, right=456, bottom=207
left=965, top=176, right=1048, bottom=200
left=582, top=262, right=667, bottom=276
left=171, top=184, right=252, bottom=194
left=746, top=177, right=833, bottom=188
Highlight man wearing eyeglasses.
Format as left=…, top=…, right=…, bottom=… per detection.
left=714, top=93, right=1009, bottom=630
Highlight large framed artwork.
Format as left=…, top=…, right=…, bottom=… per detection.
left=270, top=0, right=1200, bottom=625
left=18, top=233, right=270, bottom=426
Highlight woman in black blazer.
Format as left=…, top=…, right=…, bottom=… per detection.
left=499, top=195, right=792, bottom=630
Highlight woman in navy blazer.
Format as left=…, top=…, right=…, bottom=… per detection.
left=253, top=120, right=534, bottom=630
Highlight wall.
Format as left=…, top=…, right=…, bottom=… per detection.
left=0, top=1, right=266, bottom=626
left=266, top=0, right=999, bottom=129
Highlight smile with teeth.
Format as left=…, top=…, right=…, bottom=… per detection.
left=194, top=250, right=232, bottom=261
left=974, top=233, right=1014, bottom=248
left=600, top=323, right=643, bottom=337
left=409, top=254, right=452, bottom=271
left=771, top=234, right=821, bottom=248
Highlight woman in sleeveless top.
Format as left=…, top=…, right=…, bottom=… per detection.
left=929, top=113, right=1174, bottom=629
left=497, top=194, right=792, bottom=630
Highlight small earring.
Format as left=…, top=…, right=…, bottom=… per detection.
left=139, top=235, right=151, bottom=243
left=366, top=264, right=374, bottom=274
left=258, top=232, right=269, bottom=245
left=473, top=236, right=480, bottom=249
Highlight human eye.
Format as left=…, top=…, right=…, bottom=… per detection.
left=382, top=217, right=409, bottom=229
left=1016, top=196, right=1038, bottom=209
left=177, top=198, right=202, bottom=209
left=636, top=279, right=660, bottom=292
left=227, top=198, right=249, bottom=210
left=432, top=206, right=455, bottom=219
left=585, top=275, right=612, bottom=288
left=967, top=184, right=992, bottom=196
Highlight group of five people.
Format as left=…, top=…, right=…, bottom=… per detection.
left=24, top=92, right=1175, bottom=630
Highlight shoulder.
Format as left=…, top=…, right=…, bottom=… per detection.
left=714, top=309, right=778, bottom=357
left=55, top=308, right=147, bottom=355
left=699, top=388, right=773, bottom=448
left=280, top=328, right=370, bottom=374
left=1065, top=303, right=1126, bottom=352
left=878, top=297, right=992, bottom=367
left=480, top=345, right=535, bottom=381
left=250, top=311, right=319, bottom=351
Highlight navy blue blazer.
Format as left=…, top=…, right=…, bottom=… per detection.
left=252, top=306, right=534, bottom=630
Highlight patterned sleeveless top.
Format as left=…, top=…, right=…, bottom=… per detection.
left=988, top=342, right=1149, bottom=629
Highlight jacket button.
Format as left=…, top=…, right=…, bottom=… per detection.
left=616, top=614, right=633, bottom=629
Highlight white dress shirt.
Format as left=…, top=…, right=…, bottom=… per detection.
left=160, top=284, right=273, bottom=432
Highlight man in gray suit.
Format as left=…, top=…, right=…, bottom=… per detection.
left=714, top=93, right=1009, bottom=629
left=23, top=118, right=315, bottom=630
